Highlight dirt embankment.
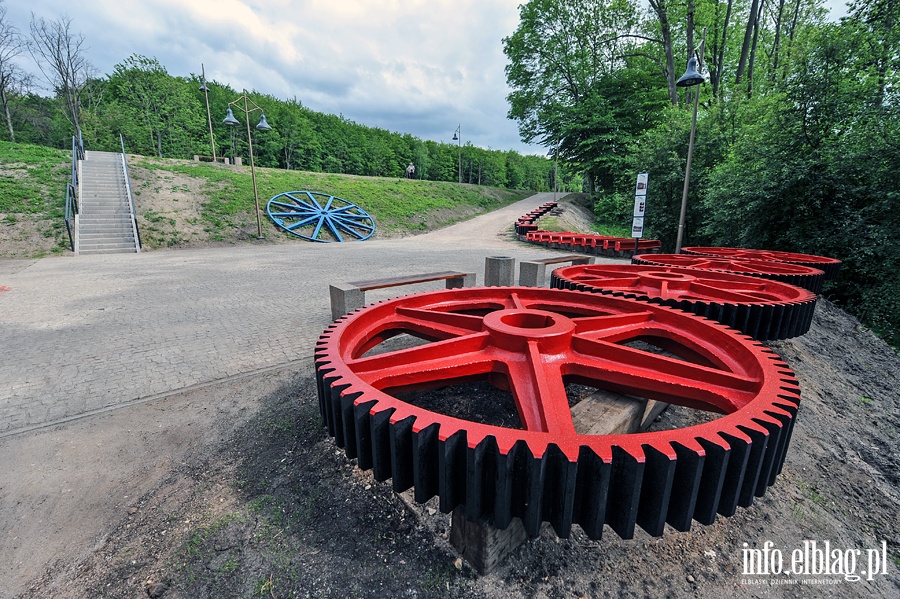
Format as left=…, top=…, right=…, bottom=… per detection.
left=12, top=296, right=899, bottom=599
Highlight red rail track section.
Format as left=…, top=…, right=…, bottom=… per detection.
left=681, top=247, right=841, bottom=279
left=551, top=264, right=817, bottom=341
left=515, top=202, right=557, bottom=235
left=633, top=254, right=825, bottom=294
left=525, top=231, right=662, bottom=255
left=315, top=287, right=801, bottom=540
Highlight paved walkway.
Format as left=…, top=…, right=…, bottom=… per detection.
left=0, top=193, right=619, bottom=437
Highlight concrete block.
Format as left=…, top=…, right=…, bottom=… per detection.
left=519, top=260, right=544, bottom=287
left=329, top=283, right=365, bottom=320
left=446, top=272, right=476, bottom=289
left=484, top=256, right=515, bottom=286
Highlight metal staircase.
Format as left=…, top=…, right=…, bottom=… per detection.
left=75, top=150, right=141, bottom=255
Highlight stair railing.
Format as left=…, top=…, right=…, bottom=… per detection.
left=64, top=134, right=82, bottom=252
left=119, top=134, right=142, bottom=251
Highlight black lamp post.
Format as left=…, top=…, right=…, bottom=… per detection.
left=675, top=31, right=706, bottom=254
left=199, top=64, right=217, bottom=162
left=223, top=90, right=272, bottom=239
left=452, top=124, right=461, bottom=184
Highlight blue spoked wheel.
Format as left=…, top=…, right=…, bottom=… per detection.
left=266, top=191, right=376, bottom=242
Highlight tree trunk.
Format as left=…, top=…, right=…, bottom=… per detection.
left=649, top=0, right=678, bottom=105
left=712, top=0, right=734, bottom=97
left=686, top=0, right=695, bottom=108
left=771, top=0, right=786, bottom=81
left=0, top=85, right=13, bottom=142
left=746, top=0, right=766, bottom=96
left=735, top=0, right=760, bottom=84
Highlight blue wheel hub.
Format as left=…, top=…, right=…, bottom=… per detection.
left=266, top=191, right=376, bottom=242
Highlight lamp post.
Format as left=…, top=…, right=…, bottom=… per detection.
left=452, top=124, right=461, bottom=184
left=674, top=30, right=706, bottom=254
left=223, top=89, right=272, bottom=239
left=199, top=64, right=217, bottom=162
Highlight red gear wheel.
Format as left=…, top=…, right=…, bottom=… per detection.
left=550, top=264, right=817, bottom=341
left=315, top=288, right=801, bottom=540
left=681, top=247, right=841, bottom=279
left=633, top=254, right=825, bottom=293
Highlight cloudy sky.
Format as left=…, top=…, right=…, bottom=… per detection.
left=6, top=0, right=849, bottom=156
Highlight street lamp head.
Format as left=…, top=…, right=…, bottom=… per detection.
left=676, top=56, right=705, bottom=88
left=256, top=113, right=272, bottom=131
left=199, top=81, right=209, bottom=93
left=222, top=107, right=240, bottom=126
left=452, top=132, right=458, bottom=141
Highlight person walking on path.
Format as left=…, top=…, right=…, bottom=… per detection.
left=406, top=162, right=415, bottom=179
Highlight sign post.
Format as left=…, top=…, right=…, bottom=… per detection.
left=632, top=173, right=648, bottom=253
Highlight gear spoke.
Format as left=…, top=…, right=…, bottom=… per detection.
left=569, top=335, right=757, bottom=412
left=267, top=191, right=375, bottom=242
left=349, top=331, right=492, bottom=388
left=394, top=306, right=485, bottom=336
left=503, top=341, right=576, bottom=435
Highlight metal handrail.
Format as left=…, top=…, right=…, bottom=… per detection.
left=119, top=134, right=142, bottom=251
left=64, top=135, right=80, bottom=251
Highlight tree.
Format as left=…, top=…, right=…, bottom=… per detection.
left=106, top=55, right=204, bottom=158
left=0, top=1, right=29, bottom=141
left=504, top=0, right=668, bottom=188
left=27, top=13, right=91, bottom=136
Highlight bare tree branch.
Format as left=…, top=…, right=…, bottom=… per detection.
left=0, top=0, right=28, bottom=141
left=27, top=12, right=91, bottom=134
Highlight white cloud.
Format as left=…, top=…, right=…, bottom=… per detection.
left=8, top=0, right=536, bottom=153
left=11, top=0, right=850, bottom=155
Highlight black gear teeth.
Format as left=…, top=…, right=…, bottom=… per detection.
left=316, top=367, right=801, bottom=540
left=551, top=269, right=817, bottom=341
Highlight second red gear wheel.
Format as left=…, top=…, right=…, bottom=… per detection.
left=315, top=287, right=801, bottom=540
left=681, top=247, right=841, bottom=279
left=633, top=254, right=826, bottom=293
left=550, top=264, right=817, bottom=341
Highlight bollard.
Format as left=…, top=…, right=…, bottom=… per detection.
left=484, top=256, right=516, bottom=287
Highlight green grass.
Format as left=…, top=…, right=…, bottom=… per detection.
left=1, top=141, right=535, bottom=256
left=592, top=222, right=632, bottom=237
left=132, top=157, right=532, bottom=238
left=0, top=141, right=71, bottom=255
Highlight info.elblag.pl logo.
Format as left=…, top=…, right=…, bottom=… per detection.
left=741, top=540, right=891, bottom=585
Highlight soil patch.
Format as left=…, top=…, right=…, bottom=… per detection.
left=9, top=298, right=899, bottom=598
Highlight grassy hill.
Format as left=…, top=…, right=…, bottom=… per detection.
left=0, top=141, right=533, bottom=258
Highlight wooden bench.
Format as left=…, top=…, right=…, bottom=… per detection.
left=329, top=270, right=476, bottom=320
left=518, top=254, right=594, bottom=287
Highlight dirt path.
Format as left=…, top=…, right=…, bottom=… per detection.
left=2, top=196, right=898, bottom=598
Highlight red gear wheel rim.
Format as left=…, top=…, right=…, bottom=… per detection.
left=550, top=264, right=817, bottom=341
left=681, top=246, right=841, bottom=279
left=633, top=253, right=825, bottom=293
left=315, top=288, right=801, bottom=540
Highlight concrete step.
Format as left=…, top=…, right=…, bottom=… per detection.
left=78, top=247, right=138, bottom=255
left=80, top=208, right=132, bottom=214
left=80, top=240, right=135, bottom=248
left=79, top=217, right=133, bottom=222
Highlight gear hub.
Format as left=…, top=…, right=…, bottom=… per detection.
left=315, top=288, right=801, bottom=540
